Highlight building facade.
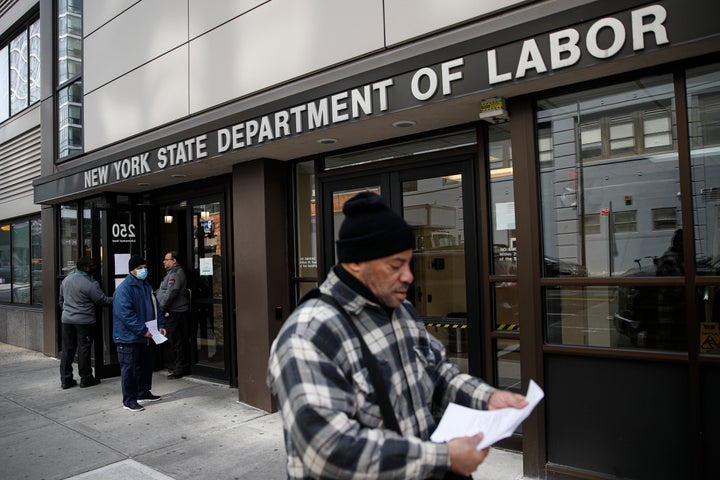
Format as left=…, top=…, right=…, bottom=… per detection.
left=0, top=0, right=718, bottom=478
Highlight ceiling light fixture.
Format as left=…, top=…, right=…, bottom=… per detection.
left=317, top=138, right=337, bottom=145
left=392, top=120, right=416, bottom=128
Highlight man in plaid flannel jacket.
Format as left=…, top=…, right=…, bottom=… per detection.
left=268, top=192, right=526, bottom=479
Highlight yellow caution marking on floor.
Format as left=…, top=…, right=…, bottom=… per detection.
left=425, top=323, right=467, bottom=329
left=496, top=323, right=520, bottom=331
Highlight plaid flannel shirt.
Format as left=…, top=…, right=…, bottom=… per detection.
left=267, top=268, right=496, bottom=479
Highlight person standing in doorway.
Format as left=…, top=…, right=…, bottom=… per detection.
left=113, top=255, right=166, bottom=412
left=156, top=251, right=192, bottom=379
left=59, top=256, right=112, bottom=389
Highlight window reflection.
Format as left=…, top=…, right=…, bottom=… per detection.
left=496, top=338, right=521, bottom=391
left=688, top=63, right=720, bottom=276
left=493, top=282, right=518, bottom=330
left=688, top=63, right=720, bottom=356
left=489, top=123, right=517, bottom=276
left=11, top=221, right=30, bottom=304
left=293, top=161, right=317, bottom=303
left=544, top=286, right=686, bottom=350
left=538, top=75, right=678, bottom=278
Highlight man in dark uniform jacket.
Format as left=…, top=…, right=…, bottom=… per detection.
left=156, top=251, right=192, bottom=378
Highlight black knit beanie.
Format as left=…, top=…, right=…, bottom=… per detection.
left=336, top=192, right=416, bottom=262
left=128, top=254, right=146, bottom=272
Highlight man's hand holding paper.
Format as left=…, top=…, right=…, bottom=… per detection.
left=145, top=319, right=168, bottom=344
left=432, top=380, right=545, bottom=450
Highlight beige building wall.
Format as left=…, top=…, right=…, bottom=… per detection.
left=81, top=0, right=527, bottom=151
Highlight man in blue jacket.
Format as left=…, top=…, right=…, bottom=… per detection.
left=113, top=255, right=166, bottom=412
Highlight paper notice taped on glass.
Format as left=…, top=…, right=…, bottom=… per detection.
left=430, top=380, right=544, bottom=450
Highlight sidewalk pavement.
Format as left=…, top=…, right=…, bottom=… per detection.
left=0, top=342, right=524, bottom=479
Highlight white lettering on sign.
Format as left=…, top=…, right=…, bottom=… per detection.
left=549, top=28, right=581, bottom=69
left=84, top=164, right=110, bottom=188
left=157, top=135, right=208, bottom=169
left=215, top=78, right=395, bottom=154
left=411, top=58, right=464, bottom=101
left=516, top=39, right=547, bottom=79
left=488, top=4, right=669, bottom=84
left=76, top=4, right=671, bottom=194
left=113, top=153, right=151, bottom=180
left=111, top=223, right=136, bottom=243
left=632, top=5, right=668, bottom=49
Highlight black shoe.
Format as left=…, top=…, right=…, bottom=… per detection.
left=123, top=402, right=145, bottom=412
left=137, top=393, right=161, bottom=403
left=167, top=372, right=183, bottom=379
left=61, top=379, right=77, bottom=390
left=80, top=377, right=100, bottom=388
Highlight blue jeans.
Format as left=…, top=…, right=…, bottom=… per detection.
left=60, top=323, right=94, bottom=386
left=116, top=342, right=154, bottom=406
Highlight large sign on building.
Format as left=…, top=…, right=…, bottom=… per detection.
left=34, top=1, right=718, bottom=202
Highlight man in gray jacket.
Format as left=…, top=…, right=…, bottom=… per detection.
left=59, top=256, right=112, bottom=389
left=156, top=251, right=191, bottom=379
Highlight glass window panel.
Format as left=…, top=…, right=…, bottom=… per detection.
left=644, top=110, right=673, bottom=149
left=60, top=204, right=79, bottom=275
left=0, top=45, right=8, bottom=122
left=30, top=218, right=42, bottom=305
left=495, top=338, right=521, bottom=391
left=538, top=75, right=678, bottom=278
left=644, top=113, right=670, bottom=134
left=28, top=19, right=40, bottom=104
left=538, top=123, right=554, bottom=167
left=695, top=92, right=720, bottom=145
left=584, top=213, right=601, bottom=235
left=58, top=0, right=83, bottom=84
left=493, top=282, right=518, bottom=330
left=12, top=221, right=30, bottom=304
left=489, top=123, right=517, bottom=276
left=405, top=174, right=467, bottom=372
left=192, top=201, right=225, bottom=369
left=652, top=207, right=678, bottom=231
left=612, top=210, right=637, bottom=233
left=325, top=130, right=475, bottom=169
left=10, top=31, right=28, bottom=115
left=546, top=285, right=685, bottom=351
left=0, top=223, right=10, bottom=302
left=295, top=161, right=317, bottom=283
left=688, top=63, right=720, bottom=277
left=609, top=115, right=635, bottom=155
left=58, top=81, right=83, bottom=158
left=82, top=203, right=93, bottom=258
left=580, top=122, right=602, bottom=159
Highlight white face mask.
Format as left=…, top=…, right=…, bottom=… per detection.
left=135, top=267, right=148, bottom=280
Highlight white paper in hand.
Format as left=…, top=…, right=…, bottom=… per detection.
left=430, top=379, right=544, bottom=449
left=145, top=320, right=168, bottom=345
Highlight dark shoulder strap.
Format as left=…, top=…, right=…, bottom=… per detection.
left=296, top=287, right=322, bottom=306
left=318, top=293, right=402, bottom=435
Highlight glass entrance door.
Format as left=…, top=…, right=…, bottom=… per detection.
left=154, top=194, right=231, bottom=382
left=190, top=199, right=228, bottom=379
left=321, top=157, right=480, bottom=374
